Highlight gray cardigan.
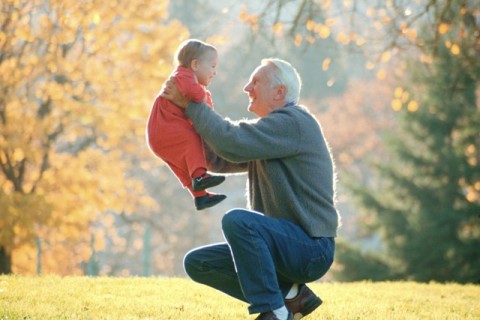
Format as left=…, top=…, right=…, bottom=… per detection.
left=186, top=102, right=340, bottom=237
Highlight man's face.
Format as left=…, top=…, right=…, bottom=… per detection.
left=243, top=64, right=276, bottom=117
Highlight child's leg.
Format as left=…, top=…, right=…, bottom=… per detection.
left=183, top=131, right=209, bottom=179
left=163, top=160, right=202, bottom=195
left=165, top=160, right=226, bottom=210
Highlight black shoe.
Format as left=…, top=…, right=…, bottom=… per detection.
left=255, top=311, right=293, bottom=320
left=192, top=173, right=225, bottom=192
left=194, top=193, right=226, bottom=210
left=285, top=284, right=322, bottom=319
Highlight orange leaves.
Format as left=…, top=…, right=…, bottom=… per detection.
left=239, top=6, right=258, bottom=30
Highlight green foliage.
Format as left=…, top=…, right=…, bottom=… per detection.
left=0, top=276, right=479, bottom=319
left=345, top=26, right=480, bottom=282
left=332, top=240, right=397, bottom=282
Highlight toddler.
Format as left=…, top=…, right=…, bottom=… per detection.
left=146, top=39, right=226, bottom=210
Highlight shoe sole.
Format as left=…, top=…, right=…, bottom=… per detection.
left=293, top=297, right=323, bottom=320
left=196, top=196, right=226, bottom=210
left=192, top=177, right=225, bottom=192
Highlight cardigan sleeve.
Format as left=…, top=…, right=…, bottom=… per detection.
left=186, top=102, right=301, bottom=163
left=203, top=142, right=248, bottom=174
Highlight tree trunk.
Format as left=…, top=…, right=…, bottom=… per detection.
left=0, top=246, right=12, bottom=274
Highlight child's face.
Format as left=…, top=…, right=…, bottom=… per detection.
left=194, top=50, right=218, bottom=86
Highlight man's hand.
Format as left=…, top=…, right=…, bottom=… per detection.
left=160, top=77, right=190, bottom=109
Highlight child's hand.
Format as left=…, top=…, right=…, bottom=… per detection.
left=161, top=77, right=190, bottom=109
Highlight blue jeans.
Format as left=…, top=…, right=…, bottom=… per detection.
left=184, top=209, right=335, bottom=314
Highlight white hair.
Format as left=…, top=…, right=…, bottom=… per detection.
left=262, top=58, right=302, bottom=104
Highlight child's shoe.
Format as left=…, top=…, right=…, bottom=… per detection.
left=194, top=193, right=226, bottom=210
left=192, top=173, right=225, bottom=191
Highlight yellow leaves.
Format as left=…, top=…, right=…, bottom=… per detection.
left=438, top=23, right=450, bottom=35
left=239, top=5, right=258, bottom=29
left=306, top=20, right=315, bottom=31
left=91, top=12, right=101, bottom=25
left=273, top=22, right=283, bottom=36
left=402, top=28, right=417, bottom=41
left=381, top=52, right=391, bottom=63
left=325, top=18, right=335, bottom=27
left=465, top=188, right=478, bottom=203
left=391, top=99, right=402, bottom=111
left=365, top=61, right=375, bottom=70
left=12, top=148, right=25, bottom=162
left=394, top=86, right=403, bottom=98
left=0, top=0, right=178, bottom=266
left=420, top=54, right=433, bottom=64
left=206, top=35, right=227, bottom=45
left=465, top=144, right=478, bottom=167
left=14, top=25, right=34, bottom=42
left=336, top=32, right=349, bottom=45
left=391, top=87, right=419, bottom=112
left=355, top=37, right=366, bottom=47
left=376, top=69, right=386, bottom=80
left=0, top=31, right=7, bottom=47
left=322, top=58, right=331, bottom=71
left=465, top=144, right=476, bottom=157
left=306, top=20, right=331, bottom=40
left=450, top=44, right=461, bottom=55
left=445, top=40, right=461, bottom=55
left=294, top=34, right=302, bottom=46
left=316, top=24, right=331, bottom=39
left=407, top=100, right=419, bottom=112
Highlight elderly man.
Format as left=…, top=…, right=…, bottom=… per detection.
left=161, top=58, right=340, bottom=320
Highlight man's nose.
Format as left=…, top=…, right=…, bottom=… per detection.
left=243, top=82, right=252, bottom=92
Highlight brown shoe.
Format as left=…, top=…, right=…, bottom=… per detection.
left=285, top=285, right=322, bottom=319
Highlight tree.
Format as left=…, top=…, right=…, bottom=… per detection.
left=0, top=0, right=188, bottom=274
left=347, top=5, right=480, bottom=281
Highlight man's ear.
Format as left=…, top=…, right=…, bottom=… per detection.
left=275, top=85, right=287, bottom=101
left=190, top=59, right=199, bottom=71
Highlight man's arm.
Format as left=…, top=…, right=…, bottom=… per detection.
left=160, top=78, right=190, bottom=108
left=186, top=102, right=301, bottom=163
left=204, top=141, right=248, bottom=174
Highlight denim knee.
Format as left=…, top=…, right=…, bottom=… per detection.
left=183, top=249, right=202, bottom=280
left=222, top=209, right=250, bottom=237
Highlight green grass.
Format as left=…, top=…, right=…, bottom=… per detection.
left=0, top=276, right=478, bottom=319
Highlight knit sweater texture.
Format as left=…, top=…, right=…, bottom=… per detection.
left=186, top=102, right=340, bottom=237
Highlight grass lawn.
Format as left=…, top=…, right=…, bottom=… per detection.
left=0, top=276, right=478, bottom=319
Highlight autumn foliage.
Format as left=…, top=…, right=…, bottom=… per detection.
left=0, top=0, right=188, bottom=274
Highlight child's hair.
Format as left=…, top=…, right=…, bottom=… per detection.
left=175, top=39, right=217, bottom=68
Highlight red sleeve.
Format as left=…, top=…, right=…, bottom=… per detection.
left=173, top=67, right=206, bottom=103
left=204, top=90, right=214, bottom=109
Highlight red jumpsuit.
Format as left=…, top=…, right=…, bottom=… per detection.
left=146, top=66, right=213, bottom=197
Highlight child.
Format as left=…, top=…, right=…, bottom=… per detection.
left=146, top=39, right=226, bottom=210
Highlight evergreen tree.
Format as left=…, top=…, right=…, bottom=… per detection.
left=347, top=32, right=480, bottom=283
